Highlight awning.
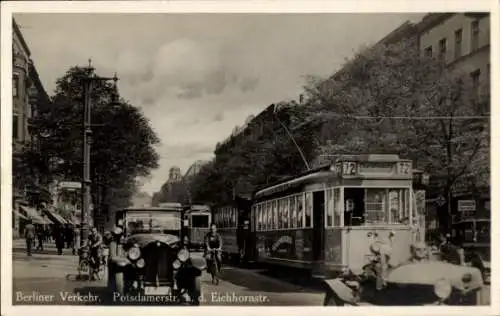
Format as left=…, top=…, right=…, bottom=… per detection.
left=43, top=209, right=68, bottom=225
left=42, top=215, right=54, bottom=224
left=70, top=216, right=81, bottom=225
left=19, top=205, right=50, bottom=224
left=13, top=209, right=28, bottom=220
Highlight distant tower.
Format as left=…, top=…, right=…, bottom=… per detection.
left=168, top=166, right=182, bottom=182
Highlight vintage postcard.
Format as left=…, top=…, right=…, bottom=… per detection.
left=1, top=0, right=497, bottom=315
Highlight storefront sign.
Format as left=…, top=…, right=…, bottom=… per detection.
left=458, top=200, right=476, bottom=212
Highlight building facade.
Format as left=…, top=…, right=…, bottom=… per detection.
left=12, top=19, right=52, bottom=237
left=418, top=13, right=490, bottom=93
left=417, top=13, right=490, bottom=225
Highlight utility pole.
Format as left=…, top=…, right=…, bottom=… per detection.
left=80, top=59, right=118, bottom=247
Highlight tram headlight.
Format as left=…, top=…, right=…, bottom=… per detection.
left=177, top=249, right=190, bottom=262
left=433, top=279, right=452, bottom=300
left=136, top=258, right=145, bottom=268
left=128, top=246, right=141, bottom=260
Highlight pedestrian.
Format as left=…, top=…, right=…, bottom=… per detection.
left=24, top=218, right=36, bottom=256
left=36, top=225, right=45, bottom=251
left=54, top=224, right=65, bottom=255
left=73, top=225, right=81, bottom=256
left=88, top=227, right=103, bottom=280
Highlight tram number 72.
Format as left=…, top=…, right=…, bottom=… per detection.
left=343, top=161, right=358, bottom=175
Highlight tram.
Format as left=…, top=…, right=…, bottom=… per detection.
left=249, top=154, right=421, bottom=277
left=184, top=204, right=212, bottom=250
left=212, top=205, right=240, bottom=259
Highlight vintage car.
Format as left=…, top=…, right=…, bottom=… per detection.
left=107, top=207, right=206, bottom=305
left=323, top=240, right=487, bottom=306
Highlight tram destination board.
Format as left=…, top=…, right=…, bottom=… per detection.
left=335, top=160, right=411, bottom=176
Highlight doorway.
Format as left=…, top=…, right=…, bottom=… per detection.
left=344, top=188, right=365, bottom=226
left=312, top=191, right=325, bottom=261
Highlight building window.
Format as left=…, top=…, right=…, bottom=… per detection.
left=13, top=115, right=19, bottom=140
left=471, top=69, right=481, bottom=97
left=424, top=46, right=433, bottom=58
left=439, top=38, right=447, bottom=61
left=455, top=28, right=462, bottom=59
left=13, top=74, right=19, bottom=97
left=471, top=20, right=479, bottom=52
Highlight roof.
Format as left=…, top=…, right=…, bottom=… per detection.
left=12, top=19, right=31, bottom=56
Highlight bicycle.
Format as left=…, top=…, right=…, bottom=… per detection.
left=206, top=249, right=222, bottom=285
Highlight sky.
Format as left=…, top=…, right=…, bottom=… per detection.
left=14, top=12, right=425, bottom=194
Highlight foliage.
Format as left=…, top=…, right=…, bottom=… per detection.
left=190, top=103, right=318, bottom=205
left=304, top=37, right=490, bottom=226
left=23, top=66, right=160, bottom=215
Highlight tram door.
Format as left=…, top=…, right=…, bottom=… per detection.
left=313, top=191, right=325, bottom=261
left=344, top=188, right=365, bottom=226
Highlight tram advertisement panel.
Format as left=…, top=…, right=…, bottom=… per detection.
left=256, top=230, right=313, bottom=262
left=324, top=229, right=342, bottom=265
left=220, top=230, right=238, bottom=254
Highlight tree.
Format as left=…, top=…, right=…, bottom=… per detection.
left=24, top=66, right=160, bottom=220
left=304, top=37, right=490, bottom=229
left=190, top=101, right=317, bottom=206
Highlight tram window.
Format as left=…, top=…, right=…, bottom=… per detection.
left=267, top=203, right=273, bottom=230
left=403, top=190, right=410, bottom=221
left=297, top=194, right=304, bottom=227
left=273, top=201, right=280, bottom=229
left=192, top=215, right=209, bottom=228
left=257, top=205, right=262, bottom=231
left=365, top=189, right=386, bottom=224
left=278, top=199, right=283, bottom=229
left=388, top=190, right=400, bottom=223
left=282, top=199, right=288, bottom=228
left=290, top=196, right=297, bottom=228
left=334, top=188, right=342, bottom=226
left=271, top=202, right=276, bottom=230
left=305, top=192, right=313, bottom=228
left=326, top=189, right=334, bottom=227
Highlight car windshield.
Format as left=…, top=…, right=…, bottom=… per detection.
left=125, top=211, right=181, bottom=234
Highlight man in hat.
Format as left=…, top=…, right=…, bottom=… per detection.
left=24, top=218, right=36, bottom=256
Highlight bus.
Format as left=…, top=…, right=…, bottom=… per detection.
left=184, top=204, right=211, bottom=250
left=249, top=154, right=422, bottom=277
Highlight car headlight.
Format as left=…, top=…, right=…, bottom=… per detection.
left=173, top=259, right=181, bottom=269
left=128, top=246, right=141, bottom=260
left=136, top=258, right=145, bottom=268
left=434, top=279, right=452, bottom=300
left=178, top=248, right=190, bottom=262
left=462, top=273, right=472, bottom=283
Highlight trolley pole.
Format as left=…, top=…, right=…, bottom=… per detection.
left=80, top=59, right=118, bottom=247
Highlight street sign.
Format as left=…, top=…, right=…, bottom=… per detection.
left=59, top=181, right=82, bottom=189
left=458, top=200, right=476, bottom=212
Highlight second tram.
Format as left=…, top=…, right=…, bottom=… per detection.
left=248, top=154, right=422, bottom=277
left=184, top=204, right=212, bottom=250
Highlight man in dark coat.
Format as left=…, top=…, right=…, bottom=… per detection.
left=54, top=224, right=65, bottom=255
left=24, top=219, right=36, bottom=256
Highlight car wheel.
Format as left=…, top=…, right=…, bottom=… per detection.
left=114, top=272, right=125, bottom=295
left=323, top=290, right=344, bottom=306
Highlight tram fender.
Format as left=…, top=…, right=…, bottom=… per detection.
left=324, top=278, right=357, bottom=304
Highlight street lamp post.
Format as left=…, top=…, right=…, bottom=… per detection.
left=80, top=59, right=118, bottom=248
